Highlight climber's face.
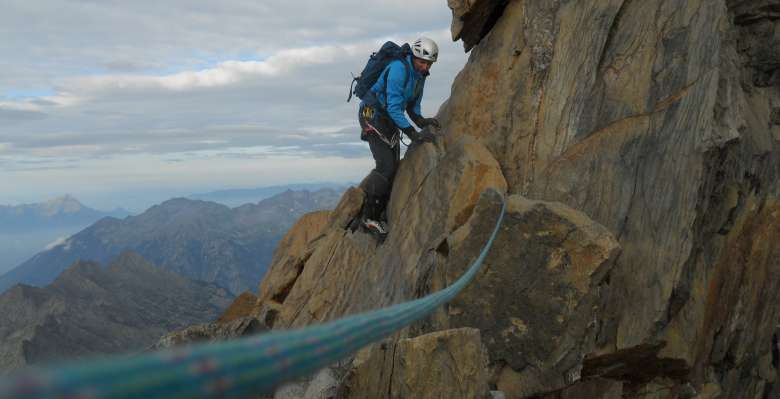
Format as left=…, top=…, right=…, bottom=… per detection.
left=412, top=57, right=433, bottom=76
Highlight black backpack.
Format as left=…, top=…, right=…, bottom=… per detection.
left=348, top=41, right=411, bottom=103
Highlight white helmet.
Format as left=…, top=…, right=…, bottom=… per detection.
left=412, top=37, right=438, bottom=62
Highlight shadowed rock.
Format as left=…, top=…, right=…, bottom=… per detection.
left=344, top=328, right=491, bottom=399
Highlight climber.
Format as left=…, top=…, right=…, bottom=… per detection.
left=357, top=37, right=441, bottom=240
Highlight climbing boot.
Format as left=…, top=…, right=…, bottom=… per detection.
left=361, top=218, right=388, bottom=242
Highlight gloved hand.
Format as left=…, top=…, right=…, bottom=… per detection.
left=401, top=126, right=436, bottom=143
left=418, top=127, right=436, bottom=142
left=409, top=112, right=441, bottom=129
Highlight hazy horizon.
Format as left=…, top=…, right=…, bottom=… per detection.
left=0, top=180, right=354, bottom=212
left=0, top=180, right=351, bottom=275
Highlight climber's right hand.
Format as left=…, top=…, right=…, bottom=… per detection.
left=418, top=127, right=436, bottom=143
left=419, top=117, right=440, bottom=129
left=402, top=126, right=435, bottom=143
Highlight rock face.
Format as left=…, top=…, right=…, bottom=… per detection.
left=152, top=316, right=265, bottom=350
left=245, top=136, right=618, bottom=398
left=441, top=196, right=619, bottom=397
left=0, top=188, right=343, bottom=295
left=344, top=328, right=491, bottom=399
left=259, top=137, right=509, bottom=332
left=216, top=291, right=258, bottom=324
left=215, top=0, right=779, bottom=397
left=0, top=251, right=233, bottom=371
left=436, top=0, right=780, bottom=396
left=448, top=0, right=508, bottom=51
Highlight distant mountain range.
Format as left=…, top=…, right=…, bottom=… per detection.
left=0, top=196, right=132, bottom=275
left=0, top=188, right=344, bottom=295
left=0, top=251, right=233, bottom=371
left=0, top=195, right=130, bottom=233
left=189, top=182, right=349, bottom=208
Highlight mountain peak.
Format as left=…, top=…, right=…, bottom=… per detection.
left=56, top=260, right=105, bottom=283
left=40, top=195, right=84, bottom=216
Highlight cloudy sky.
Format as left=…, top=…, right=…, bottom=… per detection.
left=0, top=0, right=469, bottom=211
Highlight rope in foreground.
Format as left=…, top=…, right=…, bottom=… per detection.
left=0, top=195, right=505, bottom=399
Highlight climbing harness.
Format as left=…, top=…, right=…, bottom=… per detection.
left=361, top=104, right=400, bottom=148
left=0, top=194, right=506, bottom=399
left=363, top=120, right=400, bottom=148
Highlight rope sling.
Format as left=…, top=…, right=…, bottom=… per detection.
left=0, top=195, right=506, bottom=399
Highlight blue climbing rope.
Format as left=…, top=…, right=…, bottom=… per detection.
left=0, top=195, right=505, bottom=399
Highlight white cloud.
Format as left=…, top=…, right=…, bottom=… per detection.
left=0, top=92, right=81, bottom=112
left=26, top=144, right=107, bottom=158
left=0, top=101, right=40, bottom=112
left=44, top=237, right=69, bottom=251
left=64, top=44, right=359, bottom=93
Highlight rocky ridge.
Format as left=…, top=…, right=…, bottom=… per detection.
left=174, top=1, right=779, bottom=398
left=0, top=251, right=233, bottom=371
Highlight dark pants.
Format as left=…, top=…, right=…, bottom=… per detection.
left=367, top=133, right=401, bottom=187
left=359, top=103, right=400, bottom=221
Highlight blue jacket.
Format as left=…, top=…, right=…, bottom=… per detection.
left=365, top=55, right=425, bottom=129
